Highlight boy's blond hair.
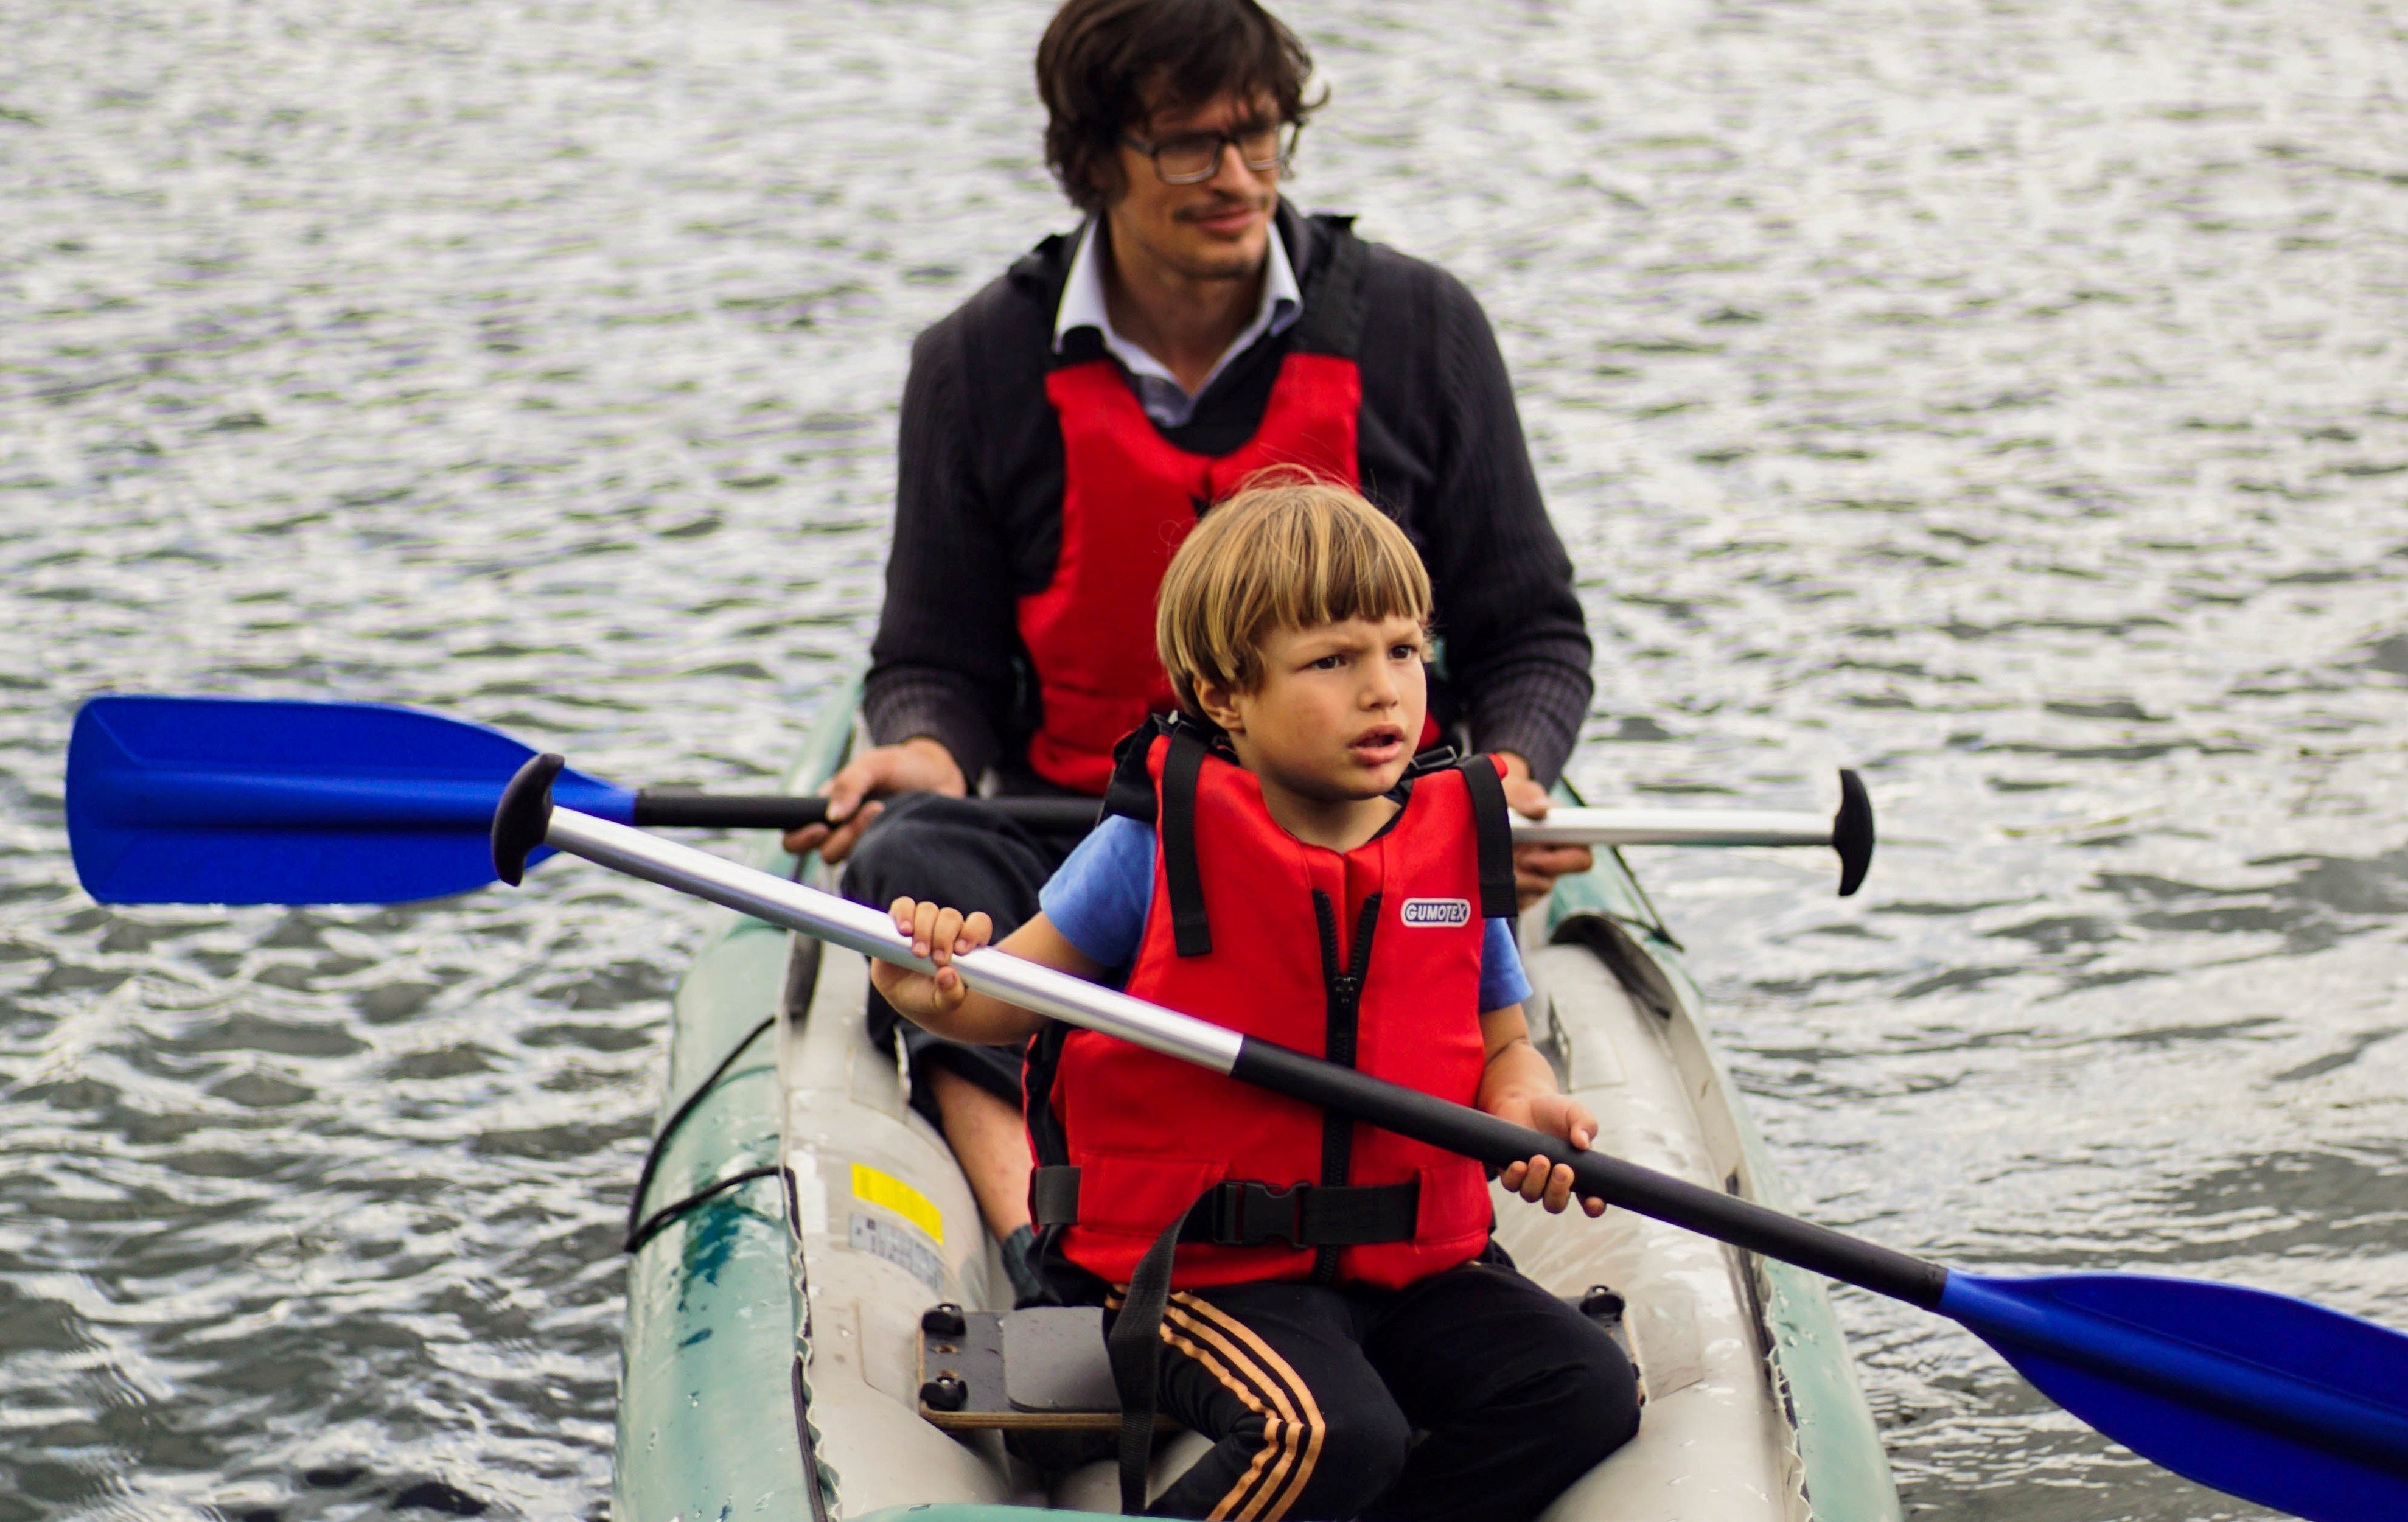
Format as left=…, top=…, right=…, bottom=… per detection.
left=1156, top=473, right=1433, bottom=722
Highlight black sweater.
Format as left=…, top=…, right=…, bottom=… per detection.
left=863, top=206, right=1594, bottom=787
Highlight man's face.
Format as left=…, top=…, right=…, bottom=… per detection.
left=1101, top=88, right=1282, bottom=283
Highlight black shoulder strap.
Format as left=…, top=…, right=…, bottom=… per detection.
left=1016, top=221, right=1094, bottom=373
left=1100, top=716, right=1167, bottom=826
left=1018, top=1021, right=1077, bottom=1310
left=1288, top=214, right=1367, bottom=360
left=1160, top=724, right=1213, bottom=957
left=1053, top=326, right=1108, bottom=368
left=1007, top=224, right=1079, bottom=289
left=1457, top=757, right=1519, bottom=922
left=1022, top=1022, right=1073, bottom=1170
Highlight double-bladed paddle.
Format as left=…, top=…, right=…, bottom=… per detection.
left=483, top=753, right=2408, bottom=1522
left=65, top=694, right=1874, bottom=905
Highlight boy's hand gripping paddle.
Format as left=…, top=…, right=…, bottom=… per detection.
left=66, top=694, right=1874, bottom=905
left=484, top=755, right=2408, bottom=1522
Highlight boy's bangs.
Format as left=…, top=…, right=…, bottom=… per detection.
left=1246, top=498, right=1429, bottom=657
left=1274, top=506, right=1425, bottom=632
left=1159, top=476, right=1434, bottom=716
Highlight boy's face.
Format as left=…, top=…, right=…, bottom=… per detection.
left=1202, top=614, right=1429, bottom=804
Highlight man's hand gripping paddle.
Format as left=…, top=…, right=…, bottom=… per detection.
left=479, top=753, right=2408, bottom=1522
left=65, top=694, right=1873, bottom=905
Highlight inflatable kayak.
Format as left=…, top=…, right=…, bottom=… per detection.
left=609, top=683, right=1901, bottom=1521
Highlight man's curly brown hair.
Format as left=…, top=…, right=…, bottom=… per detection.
left=1035, top=0, right=1324, bottom=215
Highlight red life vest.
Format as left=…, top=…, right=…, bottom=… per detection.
left=1027, top=724, right=1520, bottom=1291
left=1014, top=229, right=1370, bottom=795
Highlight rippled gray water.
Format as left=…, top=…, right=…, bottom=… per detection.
left=3, top=1, right=2402, bottom=1517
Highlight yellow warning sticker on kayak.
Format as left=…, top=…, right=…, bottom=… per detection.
left=851, top=1163, right=943, bottom=1245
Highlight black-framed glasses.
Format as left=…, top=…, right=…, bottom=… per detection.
left=1121, top=121, right=1299, bottom=186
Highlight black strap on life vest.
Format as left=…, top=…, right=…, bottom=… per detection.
left=1029, top=1167, right=1419, bottom=1248
left=1018, top=1018, right=1078, bottom=1308
left=1288, top=215, right=1368, bottom=359
left=1100, top=717, right=1165, bottom=826
left=1457, top=756, right=1520, bottom=922
left=1108, top=1195, right=1199, bottom=1515
left=1310, top=887, right=1381, bottom=1282
left=1159, top=722, right=1214, bottom=957
left=1097, top=714, right=1218, bottom=957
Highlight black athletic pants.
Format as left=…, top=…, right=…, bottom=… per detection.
left=1125, top=1257, right=1641, bottom=1522
left=840, top=792, right=1083, bottom=1128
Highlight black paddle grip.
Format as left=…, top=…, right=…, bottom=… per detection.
left=1833, top=768, right=1875, bottom=898
left=631, top=790, right=1103, bottom=834
left=634, top=792, right=832, bottom=830
left=492, top=753, right=564, bottom=886
left=1230, top=1039, right=1949, bottom=1310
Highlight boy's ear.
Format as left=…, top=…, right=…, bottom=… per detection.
left=1190, top=675, right=1247, bottom=735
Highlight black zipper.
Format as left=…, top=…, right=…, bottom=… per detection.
left=1310, top=888, right=1381, bottom=1282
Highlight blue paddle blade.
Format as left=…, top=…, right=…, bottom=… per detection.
left=1942, top=1272, right=2408, bottom=1521
left=67, top=695, right=637, bottom=905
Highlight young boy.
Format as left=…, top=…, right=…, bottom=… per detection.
left=871, top=480, right=1639, bottom=1521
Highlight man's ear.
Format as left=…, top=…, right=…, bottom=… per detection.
left=1192, top=676, right=1246, bottom=735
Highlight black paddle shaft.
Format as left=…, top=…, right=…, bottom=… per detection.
left=1232, top=1041, right=1950, bottom=1310
left=630, top=790, right=1102, bottom=834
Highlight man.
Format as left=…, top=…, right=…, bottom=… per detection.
left=785, top=0, right=1595, bottom=1297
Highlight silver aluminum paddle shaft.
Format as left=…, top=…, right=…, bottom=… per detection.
left=1523, top=770, right=1874, bottom=897
left=542, top=806, right=1244, bottom=1075
left=1512, top=806, right=1832, bottom=848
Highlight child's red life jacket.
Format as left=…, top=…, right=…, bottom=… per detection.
left=1025, top=721, right=1520, bottom=1291
left=1014, top=229, right=1369, bottom=795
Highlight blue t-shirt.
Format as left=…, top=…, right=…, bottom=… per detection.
left=1039, top=814, right=1532, bottom=1011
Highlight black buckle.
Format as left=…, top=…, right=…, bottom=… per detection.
left=1207, top=1181, right=1308, bottom=1248
left=1405, top=742, right=1462, bottom=776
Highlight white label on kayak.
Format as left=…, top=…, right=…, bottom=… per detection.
left=1400, top=897, right=1472, bottom=927
left=850, top=1212, right=944, bottom=1296
left=788, top=1154, right=829, bottom=1237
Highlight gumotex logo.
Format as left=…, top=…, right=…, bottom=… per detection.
left=1399, top=897, right=1472, bottom=927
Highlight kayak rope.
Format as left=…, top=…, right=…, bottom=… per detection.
left=626, top=1164, right=786, bottom=1255
left=624, top=1013, right=779, bottom=1254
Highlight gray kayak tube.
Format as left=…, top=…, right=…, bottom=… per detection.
left=610, top=679, right=1901, bottom=1520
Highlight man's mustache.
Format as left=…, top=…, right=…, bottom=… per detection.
left=1175, top=195, right=1270, bottom=222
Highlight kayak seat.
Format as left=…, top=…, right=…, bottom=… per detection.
left=913, top=1288, right=1639, bottom=1433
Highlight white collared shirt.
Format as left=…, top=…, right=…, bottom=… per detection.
left=1052, top=217, right=1303, bottom=429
